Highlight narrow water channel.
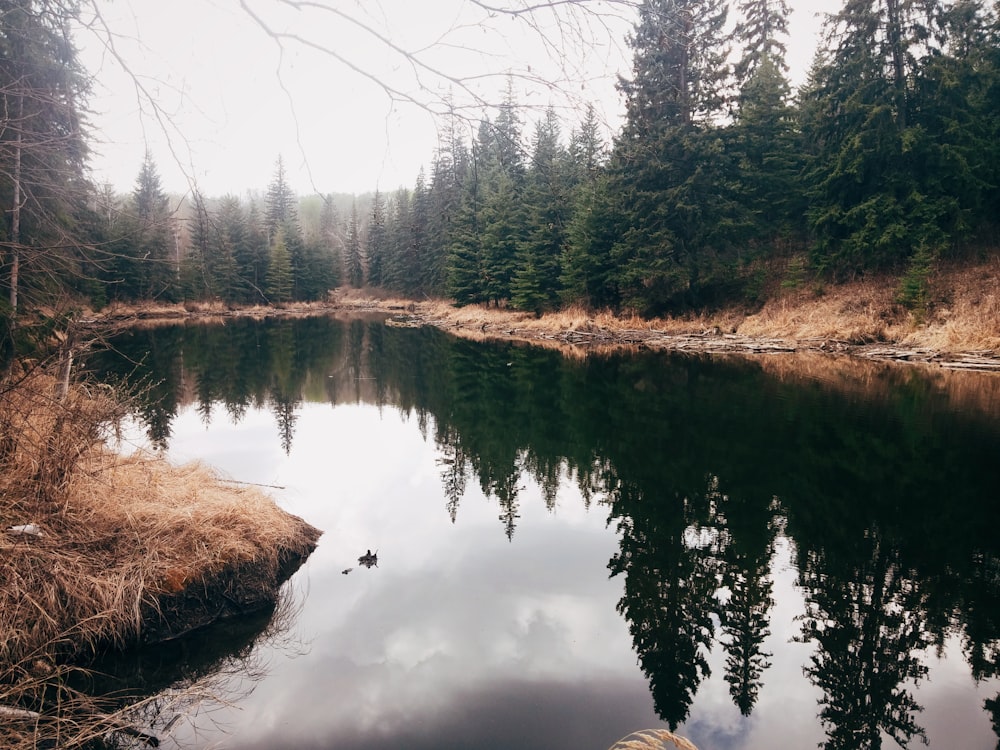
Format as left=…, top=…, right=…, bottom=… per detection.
left=86, top=315, right=1000, bottom=750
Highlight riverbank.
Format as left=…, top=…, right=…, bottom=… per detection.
left=339, top=258, right=1000, bottom=372
left=0, top=373, right=320, bottom=747
left=95, top=257, right=1000, bottom=371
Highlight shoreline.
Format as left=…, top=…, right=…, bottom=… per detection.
left=88, top=280, right=1000, bottom=373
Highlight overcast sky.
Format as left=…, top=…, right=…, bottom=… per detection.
left=77, top=1, right=831, bottom=199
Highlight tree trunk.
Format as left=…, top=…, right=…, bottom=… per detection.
left=10, top=97, right=23, bottom=315
left=885, top=0, right=908, bottom=130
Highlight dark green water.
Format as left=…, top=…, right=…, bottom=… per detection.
left=86, top=315, right=1000, bottom=750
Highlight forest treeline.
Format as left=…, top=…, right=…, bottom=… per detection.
left=3, top=0, right=1000, bottom=360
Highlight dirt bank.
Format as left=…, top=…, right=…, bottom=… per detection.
left=339, top=259, right=1000, bottom=372
left=86, top=257, right=1000, bottom=372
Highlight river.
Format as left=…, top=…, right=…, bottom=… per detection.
left=84, top=314, right=1000, bottom=750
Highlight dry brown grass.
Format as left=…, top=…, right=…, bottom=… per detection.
left=93, top=254, right=1000, bottom=359
left=332, top=258, right=1000, bottom=359
left=735, top=259, right=1000, bottom=352
left=1, top=370, right=320, bottom=747
left=735, top=276, right=905, bottom=343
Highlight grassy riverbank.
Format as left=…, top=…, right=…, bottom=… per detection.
left=0, top=373, right=320, bottom=748
left=96, top=255, right=1000, bottom=364
left=332, top=257, right=1000, bottom=368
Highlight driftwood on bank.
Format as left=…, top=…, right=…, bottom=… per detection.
left=396, top=313, right=1000, bottom=374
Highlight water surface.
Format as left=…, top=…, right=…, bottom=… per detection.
left=87, top=316, right=1000, bottom=750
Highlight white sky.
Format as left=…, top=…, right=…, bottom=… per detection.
left=77, top=1, right=831, bottom=198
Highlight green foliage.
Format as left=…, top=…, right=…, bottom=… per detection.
left=560, top=174, right=621, bottom=309
left=344, top=201, right=364, bottom=289
left=895, top=241, right=938, bottom=311
left=781, top=254, right=809, bottom=290
left=266, top=227, right=293, bottom=304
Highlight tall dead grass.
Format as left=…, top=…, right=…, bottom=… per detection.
left=342, top=257, right=1000, bottom=356
left=1, top=370, right=320, bottom=747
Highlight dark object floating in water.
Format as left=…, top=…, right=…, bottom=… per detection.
left=358, top=549, right=378, bottom=568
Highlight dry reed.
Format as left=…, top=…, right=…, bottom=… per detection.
left=607, top=728, right=700, bottom=750
left=329, top=261, right=1000, bottom=362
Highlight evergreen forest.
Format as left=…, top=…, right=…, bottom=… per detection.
left=3, top=0, right=1000, bottom=363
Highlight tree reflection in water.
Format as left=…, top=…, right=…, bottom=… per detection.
left=607, top=483, right=721, bottom=730
left=87, top=315, right=1000, bottom=747
left=795, top=530, right=931, bottom=749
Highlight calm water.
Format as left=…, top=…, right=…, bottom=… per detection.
left=85, top=315, right=1000, bottom=750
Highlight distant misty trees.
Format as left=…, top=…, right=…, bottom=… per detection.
left=93, top=155, right=342, bottom=307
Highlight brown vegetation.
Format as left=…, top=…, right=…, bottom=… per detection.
left=89, top=257, right=1000, bottom=371
left=0, top=371, right=320, bottom=747
left=333, top=258, right=1000, bottom=371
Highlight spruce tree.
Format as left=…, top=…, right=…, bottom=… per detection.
left=344, top=200, right=364, bottom=288
left=0, top=0, right=90, bottom=318
left=130, top=151, right=176, bottom=301
left=447, top=125, right=489, bottom=305
left=426, top=123, right=469, bottom=296
left=264, top=155, right=298, bottom=236
left=407, top=169, right=431, bottom=296
left=384, top=188, right=411, bottom=292
left=316, top=194, right=343, bottom=291
left=732, top=0, right=790, bottom=88
left=266, top=225, right=293, bottom=303
left=182, top=190, right=214, bottom=300
left=512, top=109, right=569, bottom=313
left=476, top=87, right=528, bottom=305
left=610, top=0, right=735, bottom=314
left=366, top=191, right=388, bottom=288
left=731, top=0, right=800, bottom=247
left=803, top=0, right=953, bottom=275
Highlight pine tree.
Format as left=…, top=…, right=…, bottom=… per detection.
left=130, top=151, right=176, bottom=301
left=182, top=190, right=214, bottom=300
left=344, top=199, right=364, bottom=288
left=731, top=0, right=800, bottom=247
left=0, top=0, right=90, bottom=318
left=732, top=0, right=790, bottom=88
left=384, top=188, right=411, bottom=292
left=476, top=87, right=528, bottom=306
left=567, top=104, right=607, bottom=187
left=447, top=125, right=489, bottom=305
left=446, top=195, right=485, bottom=305
left=560, top=106, right=615, bottom=309
left=426, top=122, right=469, bottom=296
left=264, top=156, right=312, bottom=299
left=366, top=191, right=388, bottom=288
left=317, top=194, right=343, bottom=290
left=803, top=0, right=953, bottom=274
left=264, top=155, right=298, bottom=237
left=240, top=201, right=270, bottom=304
left=512, top=109, right=569, bottom=313
left=266, top=225, right=293, bottom=303
left=217, top=195, right=252, bottom=303
left=610, top=0, right=735, bottom=314
left=560, top=172, right=622, bottom=309
left=407, top=168, right=431, bottom=296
